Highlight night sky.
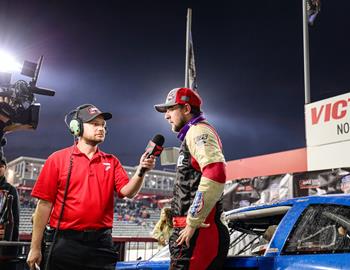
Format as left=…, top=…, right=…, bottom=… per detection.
left=1, top=0, right=350, bottom=167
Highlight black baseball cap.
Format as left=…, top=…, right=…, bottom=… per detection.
left=77, top=104, right=112, bottom=122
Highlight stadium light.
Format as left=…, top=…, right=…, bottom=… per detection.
left=0, top=50, right=21, bottom=72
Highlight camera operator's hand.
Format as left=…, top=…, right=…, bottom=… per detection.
left=27, top=247, right=42, bottom=270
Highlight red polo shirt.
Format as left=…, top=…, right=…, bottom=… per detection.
left=31, top=145, right=129, bottom=230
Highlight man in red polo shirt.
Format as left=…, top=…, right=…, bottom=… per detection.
left=27, top=104, right=156, bottom=270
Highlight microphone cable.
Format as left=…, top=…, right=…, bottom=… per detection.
left=43, top=137, right=75, bottom=270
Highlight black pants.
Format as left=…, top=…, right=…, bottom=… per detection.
left=0, top=261, right=18, bottom=270
left=0, top=245, right=19, bottom=270
left=47, top=229, right=118, bottom=270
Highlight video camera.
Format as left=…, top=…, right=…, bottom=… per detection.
left=0, top=55, right=55, bottom=158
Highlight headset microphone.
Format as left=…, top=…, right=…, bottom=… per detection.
left=138, top=134, right=165, bottom=177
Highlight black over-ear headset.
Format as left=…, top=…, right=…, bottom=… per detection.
left=64, top=104, right=108, bottom=137
left=64, top=104, right=90, bottom=137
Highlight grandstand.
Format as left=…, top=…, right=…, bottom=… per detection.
left=6, top=156, right=175, bottom=197
left=19, top=207, right=161, bottom=238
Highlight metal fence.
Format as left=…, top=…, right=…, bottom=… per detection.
left=0, top=234, right=158, bottom=269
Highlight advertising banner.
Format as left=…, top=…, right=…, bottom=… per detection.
left=223, top=174, right=293, bottom=211
left=305, top=92, right=350, bottom=147
left=293, top=168, right=350, bottom=196
left=224, top=169, right=350, bottom=211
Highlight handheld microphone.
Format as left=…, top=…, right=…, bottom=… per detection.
left=138, top=134, right=165, bottom=177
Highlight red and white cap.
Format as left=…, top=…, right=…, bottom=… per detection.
left=154, top=87, right=202, bottom=113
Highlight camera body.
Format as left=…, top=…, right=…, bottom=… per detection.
left=0, top=56, right=55, bottom=160
left=0, top=81, right=41, bottom=133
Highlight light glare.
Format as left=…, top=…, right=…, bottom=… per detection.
left=0, top=50, right=21, bottom=72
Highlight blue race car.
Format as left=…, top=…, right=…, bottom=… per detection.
left=117, top=194, right=350, bottom=270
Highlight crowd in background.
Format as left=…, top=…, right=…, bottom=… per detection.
left=17, top=188, right=163, bottom=226
left=18, top=190, right=36, bottom=208
left=114, top=198, right=159, bottom=225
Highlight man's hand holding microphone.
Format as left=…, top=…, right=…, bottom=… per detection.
left=138, top=134, right=165, bottom=177
left=120, top=134, right=165, bottom=198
